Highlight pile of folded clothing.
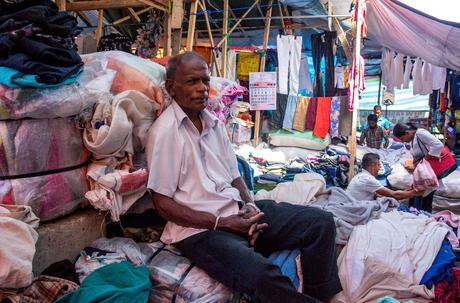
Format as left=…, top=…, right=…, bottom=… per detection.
left=0, top=0, right=83, bottom=88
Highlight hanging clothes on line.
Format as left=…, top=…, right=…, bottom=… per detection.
left=292, top=96, right=310, bottom=132
left=276, top=35, right=302, bottom=96
left=226, top=49, right=237, bottom=82
left=313, top=97, right=332, bottom=139
left=335, top=65, right=349, bottom=90
left=236, top=52, right=260, bottom=81
left=420, top=60, right=433, bottom=95
left=282, top=95, right=299, bottom=131
left=311, top=31, right=337, bottom=97
left=298, top=55, right=313, bottom=96
left=305, top=97, right=318, bottom=131
left=381, top=48, right=395, bottom=92
left=393, top=52, right=404, bottom=90
left=412, top=57, right=423, bottom=95
left=431, top=65, right=447, bottom=93
left=403, top=56, right=413, bottom=89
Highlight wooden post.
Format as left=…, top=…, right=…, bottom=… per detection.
left=56, top=0, right=66, bottom=11
left=221, top=0, right=229, bottom=78
left=76, top=11, right=93, bottom=27
left=348, top=0, right=364, bottom=181
left=127, top=7, right=141, bottom=23
left=186, top=0, right=198, bottom=51
left=216, top=0, right=260, bottom=49
left=253, top=0, right=273, bottom=147
left=165, top=13, right=172, bottom=56
left=96, top=9, right=104, bottom=45
left=198, top=0, right=222, bottom=77
left=112, top=7, right=151, bottom=25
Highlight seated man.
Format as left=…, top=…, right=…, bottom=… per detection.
left=359, top=114, right=390, bottom=149
left=347, top=153, right=420, bottom=201
left=145, top=52, right=341, bottom=303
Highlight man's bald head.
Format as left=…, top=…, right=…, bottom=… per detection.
left=166, top=52, right=207, bottom=81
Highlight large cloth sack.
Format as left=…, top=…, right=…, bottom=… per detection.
left=269, top=129, right=331, bottom=151
left=0, top=118, right=89, bottom=177
left=0, top=166, right=89, bottom=221
left=0, top=204, right=39, bottom=289
left=0, top=58, right=115, bottom=120
left=82, top=51, right=166, bottom=115
left=387, top=163, right=413, bottom=190
left=437, top=169, right=460, bottom=198
left=90, top=238, right=236, bottom=303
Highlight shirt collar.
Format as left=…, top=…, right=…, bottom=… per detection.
left=171, top=100, right=218, bottom=129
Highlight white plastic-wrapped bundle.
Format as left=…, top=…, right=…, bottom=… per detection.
left=437, top=169, right=460, bottom=198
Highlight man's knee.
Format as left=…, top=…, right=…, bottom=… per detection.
left=250, top=261, right=282, bottom=289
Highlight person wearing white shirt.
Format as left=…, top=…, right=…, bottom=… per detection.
left=145, top=52, right=341, bottom=303
left=347, top=153, right=420, bottom=201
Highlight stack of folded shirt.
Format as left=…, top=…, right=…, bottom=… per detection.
left=0, top=0, right=83, bottom=88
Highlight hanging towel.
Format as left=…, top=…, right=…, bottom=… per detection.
left=292, top=96, right=310, bottom=132
left=412, top=58, right=423, bottom=95
left=313, top=97, right=332, bottom=138
left=393, top=53, right=404, bottom=89
left=282, top=95, right=299, bottom=131
left=329, top=96, right=341, bottom=138
left=403, top=57, right=413, bottom=89
left=305, top=97, right=318, bottom=130
left=421, top=60, right=433, bottom=95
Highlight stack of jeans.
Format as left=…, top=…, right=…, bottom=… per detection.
left=0, top=0, right=83, bottom=87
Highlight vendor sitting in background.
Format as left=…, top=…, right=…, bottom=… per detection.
left=359, top=114, right=389, bottom=149
left=347, top=153, right=420, bottom=201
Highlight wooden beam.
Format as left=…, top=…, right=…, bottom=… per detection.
left=65, top=0, right=167, bottom=11
left=198, top=0, right=221, bottom=77
left=253, top=0, right=273, bottom=147
left=165, top=13, right=172, bottom=56
left=56, top=0, right=66, bottom=11
left=216, top=0, right=261, bottom=49
left=186, top=0, right=198, bottom=51
left=221, top=0, right=229, bottom=78
left=229, top=6, right=251, bottom=41
left=76, top=11, right=93, bottom=27
left=112, top=7, right=151, bottom=25
left=348, top=0, right=364, bottom=181
left=136, top=0, right=167, bottom=11
left=95, top=9, right=104, bottom=45
left=171, top=0, right=184, bottom=29
left=333, top=16, right=353, bottom=63
left=127, top=8, right=141, bottom=23
left=277, top=0, right=286, bottom=34
left=171, top=29, right=182, bottom=55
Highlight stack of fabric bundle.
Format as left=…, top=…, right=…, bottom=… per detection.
left=0, top=0, right=83, bottom=88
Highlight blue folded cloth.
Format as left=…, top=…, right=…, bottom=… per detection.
left=0, top=66, right=82, bottom=88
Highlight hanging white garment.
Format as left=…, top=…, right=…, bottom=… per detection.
left=381, top=48, right=394, bottom=91
left=277, top=35, right=290, bottom=94
left=403, top=57, right=413, bottom=89
left=393, top=52, right=404, bottom=89
left=431, top=65, right=447, bottom=93
left=420, top=60, right=433, bottom=95
left=412, top=58, right=423, bottom=95
left=226, top=50, right=237, bottom=82
left=277, top=35, right=302, bottom=95
left=299, top=55, right=313, bottom=94
left=335, top=65, right=346, bottom=89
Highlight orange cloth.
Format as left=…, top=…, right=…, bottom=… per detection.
left=313, top=97, right=331, bottom=138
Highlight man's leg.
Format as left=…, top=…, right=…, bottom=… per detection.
left=255, top=200, right=342, bottom=301
left=175, top=230, right=321, bottom=303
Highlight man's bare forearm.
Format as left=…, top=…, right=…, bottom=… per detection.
left=231, top=177, right=253, bottom=204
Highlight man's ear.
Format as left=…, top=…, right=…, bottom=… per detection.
left=165, top=79, right=175, bottom=98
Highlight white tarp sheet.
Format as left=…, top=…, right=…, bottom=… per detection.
left=366, top=0, right=460, bottom=70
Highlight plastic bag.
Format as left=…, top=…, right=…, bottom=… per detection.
left=413, top=159, right=439, bottom=192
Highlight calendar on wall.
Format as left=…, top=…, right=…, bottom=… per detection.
left=249, top=72, right=277, bottom=111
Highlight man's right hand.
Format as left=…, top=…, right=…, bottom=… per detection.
left=218, top=212, right=268, bottom=236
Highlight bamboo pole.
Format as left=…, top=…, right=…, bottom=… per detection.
left=348, top=0, right=364, bottom=181
left=66, top=0, right=167, bottom=11
left=221, top=0, right=229, bottom=78
left=253, top=0, right=273, bottom=147
left=186, top=0, right=198, bottom=51
left=76, top=11, right=93, bottom=27
left=127, top=7, right=141, bottom=23
left=198, top=0, right=222, bottom=77
left=216, top=0, right=261, bottom=49
left=95, top=9, right=104, bottom=45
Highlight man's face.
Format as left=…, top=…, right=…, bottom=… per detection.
left=374, top=109, right=382, bottom=118
left=166, top=58, right=210, bottom=113
left=369, top=120, right=377, bottom=129
left=367, top=161, right=380, bottom=177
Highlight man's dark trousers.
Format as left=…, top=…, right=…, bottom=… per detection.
left=175, top=200, right=342, bottom=303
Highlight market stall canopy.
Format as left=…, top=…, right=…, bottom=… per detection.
left=366, top=0, right=460, bottom=70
